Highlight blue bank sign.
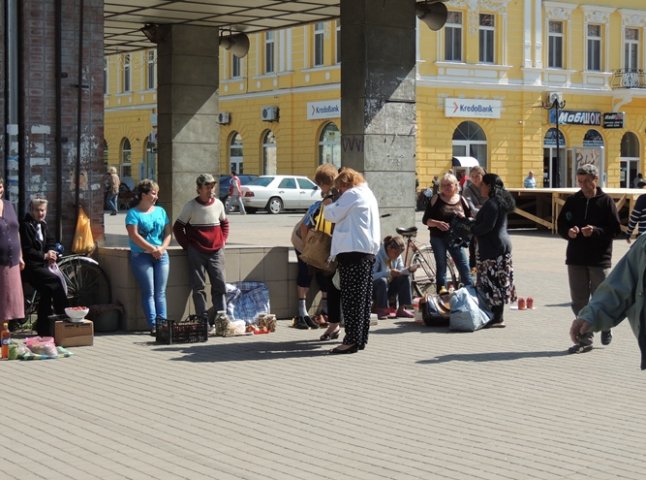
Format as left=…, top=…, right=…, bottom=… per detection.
left=307, top=100, right=340, bottom=120
left=444, top=98, right=502, bottom=119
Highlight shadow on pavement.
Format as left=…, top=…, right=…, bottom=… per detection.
left=152, top=339, right=332, bottom=362
left=418, top=349, right=570, bottom=364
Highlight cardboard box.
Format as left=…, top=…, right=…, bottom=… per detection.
left=55, top=320, right=94, bottom=347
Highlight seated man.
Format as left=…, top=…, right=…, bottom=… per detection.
left=20, top=198, right=68, bottom=336
left=372, top=235, right=417, bottom=319
left=569, top=232, right=646, bottom=368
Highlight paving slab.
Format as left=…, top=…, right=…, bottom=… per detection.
left=4, top=216, right=645, bottom=479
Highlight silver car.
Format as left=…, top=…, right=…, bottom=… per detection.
left=241, top=175, right=320, bottom=214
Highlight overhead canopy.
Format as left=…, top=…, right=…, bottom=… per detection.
left=104, top=0, right=341, bottom=54
left=452, top=156, right=480, bottom=168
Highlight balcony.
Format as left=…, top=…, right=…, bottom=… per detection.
left=611, top=69, right=646, bottom=89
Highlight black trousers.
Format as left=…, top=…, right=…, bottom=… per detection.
left=24, top=267, right=68, bottom=336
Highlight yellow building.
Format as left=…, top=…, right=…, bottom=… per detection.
left=104, top=1, right=646, bottom=189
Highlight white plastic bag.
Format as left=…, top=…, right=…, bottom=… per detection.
left=449, top=286, right=492, bottom=332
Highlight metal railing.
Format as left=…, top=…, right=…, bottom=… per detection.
left=610, top=69, right=646, bottom=89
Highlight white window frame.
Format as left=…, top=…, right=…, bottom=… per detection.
left=265, top=31, right=275, bottom=74
left=548, top=21, right=563, bottom=68
left=232, top=54, right=241, bottom=79
left=444, top=11, right=463, bottom=62
left=122, top=54, right=131, bottom=92
left=314, top=22, right=325, bottom=67
left=586, top=24, right=601, bottom=72
left=146, top=50, right=156, bottom=90
left=479, top=13, right=495, bottom=64
left=624, top=27, right=640, bottom=71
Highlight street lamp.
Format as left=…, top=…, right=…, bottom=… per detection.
left=542, top=92, right=566, bottom=187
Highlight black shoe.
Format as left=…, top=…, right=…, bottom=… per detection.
left=110, top=211, right=117, bottom=215
left=302, top=315, right=319, bottom=329
left=601, top=330, right=612, bottom=346
left=329, top=344, right=358, bottom=355
left=568, top=344, right=593, bottom=354
left=292, top=316, right=310, bottom=330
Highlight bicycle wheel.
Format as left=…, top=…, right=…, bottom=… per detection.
left=411, top=245, right=460, bottom=296
left=411, top=245, right=437, bottom=296
left=58, top=256, right=112, bottom=307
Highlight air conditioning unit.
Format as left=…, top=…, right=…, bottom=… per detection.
left=547, top=92, right=563, bottom=105
left=261, top=106, right=279, bottom=122
left=217, top=112, right=231, bottom=125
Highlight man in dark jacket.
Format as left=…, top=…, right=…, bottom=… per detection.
left=557, top=164, right=621, bottom=352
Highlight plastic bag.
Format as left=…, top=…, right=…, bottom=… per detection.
left=449, top=286, right=492, bottom=332
left=72, top=207, right=95, bottom=254
left=25, top=336, right=58, bottom=357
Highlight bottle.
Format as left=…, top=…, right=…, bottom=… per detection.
left=1, top=323, right=10, bottom=360
left=517, top=297, right=526, bottom=310
left=526, top=297, right=534, bottom=309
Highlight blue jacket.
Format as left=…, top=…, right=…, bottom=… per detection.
left=372, top=245, right=407, bottom=281
left=578, top=233, right=646, bottom=369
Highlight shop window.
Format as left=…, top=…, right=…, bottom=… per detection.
left=144, top=134, right=156, bottom=180
left=543, top=128, right=566, bottom=187
left=120, top=138, right=132, bottom=179
left=479, top=14, right=495, bottom=64
left=318, top=123, right=341, bottom=167
left=230, top=132, right=244, bottom=173
left=335, top=20, right=341, bottom=64
left=620, top=132, right=640, bottom=188
left=444, top=11, right=462, bottom=62
left=262, top=130, right=277, bottom=175
left=583, top=129, right=603, bottom=147
left=452, top=121, right=487, bottom=170
left=548, top=21, right=563, bottom=68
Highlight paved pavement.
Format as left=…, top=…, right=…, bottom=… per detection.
left=4, top=214, right=646, bottom=479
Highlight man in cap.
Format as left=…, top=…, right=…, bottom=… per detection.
left=173, top=174, right=229, bottom=326
left=557, top=164, right=621, bottom=353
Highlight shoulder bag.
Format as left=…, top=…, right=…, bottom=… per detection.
left=298, top=206, right=337, bottom=274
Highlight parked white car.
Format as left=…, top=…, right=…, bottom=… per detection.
left=241, top=175, right=320, bottom=214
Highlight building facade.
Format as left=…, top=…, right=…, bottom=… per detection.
left=104, top=0, right=646, bottom=190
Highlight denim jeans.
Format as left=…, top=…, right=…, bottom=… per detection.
left=107, top=192, right=118, bottom=213
left=130, top=251, right=169, bottom=327
left=430, top=235, right=472, bottom=292
left=373, top=275, right=413, bottom=309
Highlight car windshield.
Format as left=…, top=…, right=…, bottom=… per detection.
left=250, top=176, right=275, bottom=187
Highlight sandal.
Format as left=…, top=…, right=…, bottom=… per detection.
left=319, top=327, right=340, bottom=341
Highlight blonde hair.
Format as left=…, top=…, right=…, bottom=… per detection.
left=441, top=172, right=458, bottom=186
left=108, top=166, right=117, bottom=175
left=29, top=198, right=48, bottom=212
left=334, top=167, right=365, bottom=190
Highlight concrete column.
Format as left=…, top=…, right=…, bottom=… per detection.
left=340, top=0, right=417, bottom=235
left=156, top=24, right=220, bottom=220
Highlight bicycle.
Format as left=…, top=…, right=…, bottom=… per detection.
left=396, top=226, right=458, bottom=297
left=21, top=253, right=112, bottom=328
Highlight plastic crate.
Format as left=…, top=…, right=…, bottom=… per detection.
left=156, top=315, right=208, bottom=344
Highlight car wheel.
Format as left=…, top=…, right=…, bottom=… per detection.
left=266, top=197, right=283, bottom=214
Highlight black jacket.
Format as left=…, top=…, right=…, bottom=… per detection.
left=20, top=213, right=57, bottom=270
left=556, top=188, right=621, bottom=268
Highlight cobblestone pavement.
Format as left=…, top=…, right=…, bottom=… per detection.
left=4, top=218, right=646, bottom=479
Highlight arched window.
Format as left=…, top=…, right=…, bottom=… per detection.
left=452, top=121, right=487, bottom=170
left=583, top=129, right=604, bottom=147
left=318, top=123, right=340, bottom=167
left=229, top=132, right=244, bottom=173
left=120, top=138, right=132, bottom=179
left=543, top=128, right=566, bottom=187
left=262, top=130, right=277, bottom=175
left=620, top=132, right=640, bottom=188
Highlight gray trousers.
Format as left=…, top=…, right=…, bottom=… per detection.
left=187, top=245, right=226, bottom=316
left=568, top=264, right=610, bottom=339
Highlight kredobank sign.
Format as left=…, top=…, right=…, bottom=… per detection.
left=444, top=98, right=501, bottom=119
left=307, top=100, right=340, bottom=120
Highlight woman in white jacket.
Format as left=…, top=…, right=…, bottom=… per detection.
left=324, top=168, right=380, bottom=354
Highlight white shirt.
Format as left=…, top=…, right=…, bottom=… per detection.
left=324, top=183, right=380, bottom=259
